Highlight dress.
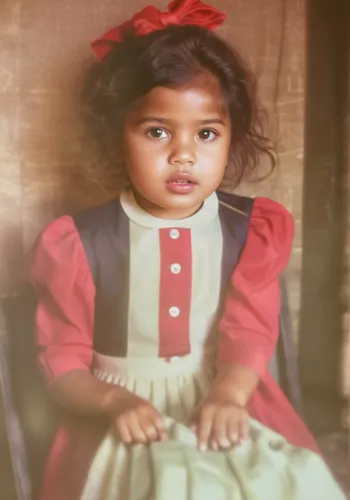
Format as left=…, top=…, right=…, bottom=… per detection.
left=29, top=190, right=320, bottom=500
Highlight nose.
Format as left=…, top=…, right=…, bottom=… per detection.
left=168, top=137, right=196, bottom=167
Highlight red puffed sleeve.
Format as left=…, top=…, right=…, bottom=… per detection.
left=28, top=216, right=95, bottom=385
left=217, top=197, right=294, bottom=377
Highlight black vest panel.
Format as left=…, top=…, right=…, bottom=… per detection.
left=73, top=191, right=254, bottom=357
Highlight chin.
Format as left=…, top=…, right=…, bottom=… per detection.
left=137, top=187, right=206, bottom=215
left=165, top=194, right=200, bottom=206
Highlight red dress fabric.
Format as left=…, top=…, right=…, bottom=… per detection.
left=29, top=197, right=320, bottom=497
left=217, top=200, right=318, bottom=451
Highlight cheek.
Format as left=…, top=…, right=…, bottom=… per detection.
left=122, top=137, right=147, bottom=169
left=123, top=140, right=165, bottom=185
left=126, top=147, right=164, bottom=176
left=201, top=139, right=230, bottom=165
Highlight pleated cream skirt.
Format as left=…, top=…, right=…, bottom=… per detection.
left=78, top=352, right=346, bottom=500
left=80, top=350, right=215, bottom=499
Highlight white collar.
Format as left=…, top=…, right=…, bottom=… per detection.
left=120, top=189, right=218, bottom=229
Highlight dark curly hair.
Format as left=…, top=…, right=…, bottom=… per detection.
left=81, top=24, right=275, bottom=191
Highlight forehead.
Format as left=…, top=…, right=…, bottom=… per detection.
left=129, top=81, right=228, bottom=122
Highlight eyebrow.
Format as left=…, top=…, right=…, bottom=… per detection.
left=134, top=116, right=227, bottom=126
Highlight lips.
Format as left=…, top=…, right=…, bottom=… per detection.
left=166, top=172, right=198, bottom=185
left=166, top=172, right=198, bottom=194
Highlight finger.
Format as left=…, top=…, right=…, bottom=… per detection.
left=197, top=408, right=214, bottom=452
left=211, top=412, right=231, bottom=450
left=152, top=413, right=167, bottom=441
left=115, top=419, right=133, bottom=445
left=209, top=439, right=219, bottom=451
left=157, top=428, right=167, bottom=441
left=227, top=419, right=240, bottom=445
left=141, top=418, right=160, bottom=442
left=189, top=423, right=197, bottom=434
left=145, top=410, right=166, bottom=441
left=128, top=416, right=148, bottom=444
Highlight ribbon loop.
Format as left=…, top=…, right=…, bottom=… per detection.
left=91, top=0, right=226, bottom=60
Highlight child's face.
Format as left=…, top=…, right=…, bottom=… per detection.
left=121, top=78, right=231, bottom=219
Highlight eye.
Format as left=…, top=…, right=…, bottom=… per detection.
left=146, top=127, right=169, bottom=140
left=197, top=129, right=218, bottom=142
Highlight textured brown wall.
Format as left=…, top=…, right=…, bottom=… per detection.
left=0, top=0, right=305, bottom=333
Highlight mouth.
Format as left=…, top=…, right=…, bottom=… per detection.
left=168, top=179, right=196, bottom=185
left=166, top=173, right=198, bottom=194
left=166, top=173, right=198, bottom=185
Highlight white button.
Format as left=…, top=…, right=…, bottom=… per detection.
left=169, top=306, right=180, bottom=318
left=169, top=229, right=180, bottom=239
left=170, top=263, right=181, bottom=274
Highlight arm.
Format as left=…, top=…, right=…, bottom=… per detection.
left=210, top=275, right=281, bottom=406
left=213, top=197, right=294, bottom=402
left=193, top=198, right=294, bottom=449
left=49, top=369, right=132, bottom=416
left=209, top=364, right=259, bottom=406
left=30, top=216, right=165, bottom=443
left=29, top=216, right=121, bottom=416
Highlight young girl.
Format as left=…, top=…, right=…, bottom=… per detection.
left=29, top=1, right=345, bottom=499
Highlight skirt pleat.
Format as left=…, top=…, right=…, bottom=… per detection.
left=81, top=352, right=215, bottom=499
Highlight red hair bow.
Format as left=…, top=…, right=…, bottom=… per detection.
left=91, top=0, right=226, bottom=60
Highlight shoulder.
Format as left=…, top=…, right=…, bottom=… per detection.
left=35, top=198, right=122, bottom=245
left=28, top=198, right=117, bottom=280
left=251, top=196, right=294, bottom=226
left=29, top=198, right=124, bottom=282
left=217, top=190, right=253, bottom=215
left=217, top=190, right=293, bottom=245
left=34, top=215, right=78, bottom=249
left=72, top=198, right=122, bottom=236
left=28, top=215, right=85, bottom=278
left=234, top=197, right=295, bottom=286
left=250, top=197, right=294, bottom=246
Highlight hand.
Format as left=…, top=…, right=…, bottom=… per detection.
left=190, top=394, right=250, bottom=452
left=111, top=392, right=167, bottom=445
